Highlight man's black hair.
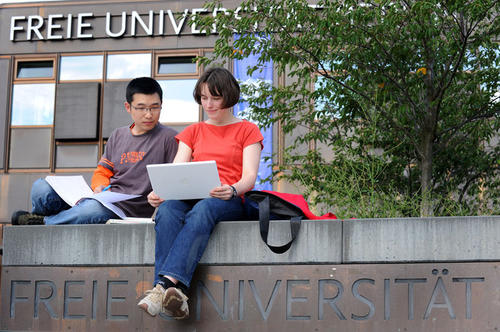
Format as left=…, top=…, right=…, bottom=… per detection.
left=126, top=77, right=163, bottom=103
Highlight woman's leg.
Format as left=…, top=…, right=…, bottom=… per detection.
left=138, top=199, right=194, bottom=317
left=153, top=199, right=194, bottom=285
left=159, top=197, right=244, bottom=288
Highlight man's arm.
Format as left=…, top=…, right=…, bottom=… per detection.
left=91, top=165, right=113, bottom=192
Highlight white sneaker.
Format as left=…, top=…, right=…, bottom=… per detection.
left=138, top=284, right=166, bottom=316
left=163, top=287, right=189, bottom=319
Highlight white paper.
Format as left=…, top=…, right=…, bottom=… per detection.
left=45, top=175, right=140, bottom=219
left=45, top=175, right=93, bottom=206
left=106, top=218, right=154, bottom=224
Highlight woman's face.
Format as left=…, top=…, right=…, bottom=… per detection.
left=200, top=83, right=228, bottom=121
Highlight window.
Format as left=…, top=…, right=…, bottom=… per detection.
left=6, top=50, right=205, bottom=171
left=158, top=56, right=197, bottom=75
left=154, top=54, right=200, bottom=124
left=158, top=79, right=199, bottom=123
left=16, top=60, right=54, bottom=79
left=9, top=57, right=57, bottom=169
left=59, top=55, right=103, bottom=80
left=314, top=74, right=340, bottom=119
left=107, top=53, right=151, bottom=79
left=11, top=83, right=55, bottom=125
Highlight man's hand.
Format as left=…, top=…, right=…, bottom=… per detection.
left=148, top=191, right=164, bottom=207
left=93, top=185, right=106, bottom=193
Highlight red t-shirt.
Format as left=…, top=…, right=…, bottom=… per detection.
left=176, top=120, right=264, bottom=185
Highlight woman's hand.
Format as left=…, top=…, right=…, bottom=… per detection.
left=147, top=191, right=164, bottom=207
left=210, top=184, right=234, bottom=200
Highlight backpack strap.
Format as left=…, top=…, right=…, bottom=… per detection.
left=258, top=195, right=302, bottom=254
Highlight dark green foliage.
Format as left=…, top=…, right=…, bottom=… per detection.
left=194, top=0, right=500, bottom=217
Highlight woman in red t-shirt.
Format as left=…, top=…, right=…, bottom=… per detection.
left=138, top=67, right=263, bottom=319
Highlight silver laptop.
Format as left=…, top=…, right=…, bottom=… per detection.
left=146, top=161, right=220, bottom=200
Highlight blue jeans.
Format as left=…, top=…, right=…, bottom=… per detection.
left=31, top=178, right=118, bottom=225
left=154, top=197, right=245, bottom=287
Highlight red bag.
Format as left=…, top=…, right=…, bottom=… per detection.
left=261, top=191, right=337, bottom=220
left=244, top=190, right=337, bottom=254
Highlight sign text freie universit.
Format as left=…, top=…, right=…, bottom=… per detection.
left=8, top=6, right=320, bottom=41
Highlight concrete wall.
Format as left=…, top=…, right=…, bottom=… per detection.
left=2, top=216, right=500, bottom=332
left=4, top=216, right=499, bottom=266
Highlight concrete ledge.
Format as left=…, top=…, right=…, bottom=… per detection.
left=343, top=216, right=500, bottom=262
left=2, top=219, right=343, bottom=266
left=2, top=216, right=499, bottom=266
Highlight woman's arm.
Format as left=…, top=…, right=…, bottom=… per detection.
left=210, top=142, right=262, bottom=200
left=233, top=142, right=262, bottom=195
left=173, top=141, right=192, bottom=163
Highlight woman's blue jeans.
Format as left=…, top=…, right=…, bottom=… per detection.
left=154, top=197, right=245, bottom=287
left=31, top=178, right=118, bottom=225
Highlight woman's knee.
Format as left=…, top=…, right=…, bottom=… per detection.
left=156, top=200, right=189, bottom=225
left=189, top=198, right=236, bottom=219
left=184, top=199, right=221, bottom=230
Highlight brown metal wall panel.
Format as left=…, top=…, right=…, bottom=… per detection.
left=1, top=263, right=498, bottom=331
left=102, top=81, right=130, bottom=138
left=55, top=144, right=99, bottom=168
left=9, top=127, right=51, bottom=168
left=0, top=58, right=9, bottom=170
left=0, top=172, right=94, bottom=221
left=55, top=82, right=100, bottom=139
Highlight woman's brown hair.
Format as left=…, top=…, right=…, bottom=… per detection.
left=193, top=67, right=240, bottom=108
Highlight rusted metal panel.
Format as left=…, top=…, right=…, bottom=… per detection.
left=0, top=223, right=3, bottom=311
left=1, top=263, right=498, bottom=331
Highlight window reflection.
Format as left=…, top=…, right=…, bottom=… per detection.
left=60, top=55, right=103, bottom=80
left=158, top=79, right=199, bottom=123
left=11, top=84, right=55, bottom=125
left=158, top=57, right=196, bottom=74
left=315, top=75, right=340, bottom=118
left=17, top=61, right=53, bottom=78
left=107, top=53, right=151, bottom=79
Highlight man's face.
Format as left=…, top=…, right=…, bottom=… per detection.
left=125, top=93, right=162, bottom=135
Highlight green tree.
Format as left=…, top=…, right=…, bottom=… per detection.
left=195, top=0, right=500, bottom=217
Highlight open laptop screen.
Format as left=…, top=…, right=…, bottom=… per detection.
left=146, top=160, right=220, bottom=200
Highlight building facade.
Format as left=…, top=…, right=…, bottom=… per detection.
left=0, top=0, right=295, bottom=220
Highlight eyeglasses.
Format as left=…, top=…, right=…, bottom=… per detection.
left=131, top=104, right=162, bottom=114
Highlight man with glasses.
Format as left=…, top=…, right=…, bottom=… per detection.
left=11, top=77, right=178, bottom=225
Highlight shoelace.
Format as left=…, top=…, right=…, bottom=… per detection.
left=144, top=287, right=163, bottom=301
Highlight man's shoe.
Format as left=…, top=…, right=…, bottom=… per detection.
left=11, top=210, right=45, bottom=225
left=163, top=287, right=189, bottom=319
left=138, top=284, right=166, bottom=317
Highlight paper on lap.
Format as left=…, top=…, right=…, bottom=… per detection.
left=45, top=175, right=140, bottom=219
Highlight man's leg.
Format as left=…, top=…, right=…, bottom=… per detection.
left=31, top=178, right=70, bottom=215
left=12, top=178, right=71, bottom=225
left=44, top=198, right=118, bottom=225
